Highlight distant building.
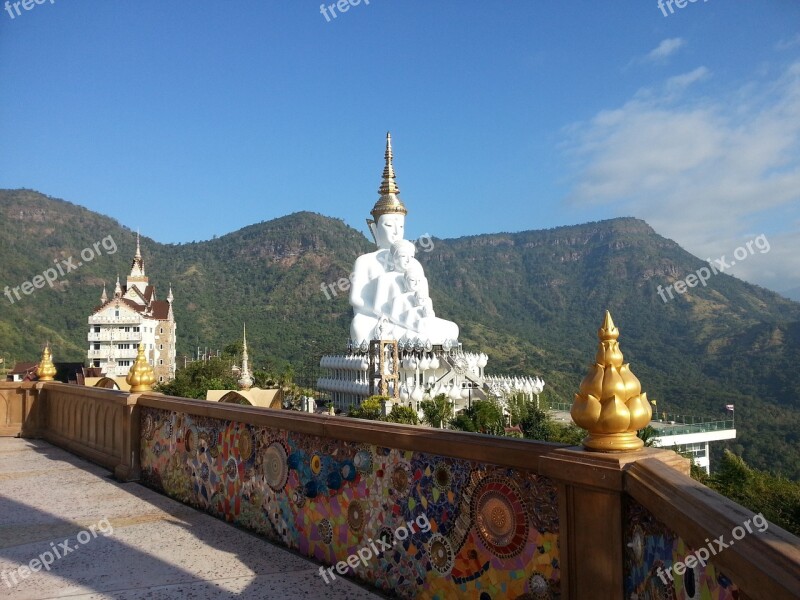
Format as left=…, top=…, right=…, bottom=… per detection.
left=5, top=362, right=37, bottom=382
left=87, top=235, right=177, bottom=383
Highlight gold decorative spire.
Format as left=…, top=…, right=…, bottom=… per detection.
left=114, top=275, right=122, bottom=297
left=100, top=284, right=108, bottom=304
left=126, top=343, right=155, bottom=392
left=36, top=343, right=57, bottom=381
left=370, top=132, right=408, bottom=223
left=570, top=310, right=652, bottom=452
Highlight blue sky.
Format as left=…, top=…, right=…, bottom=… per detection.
left=1, top=1, right=799, bottom=295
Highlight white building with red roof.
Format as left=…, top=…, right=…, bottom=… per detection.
left=87, top=235, right=177, bottom=383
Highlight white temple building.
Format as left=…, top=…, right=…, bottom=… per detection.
left=87, top=235, right=177, bottom=383
left=318, top=134, right=545, bottom=415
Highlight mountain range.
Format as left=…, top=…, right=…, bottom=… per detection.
left=1, top=189, right=799, bottom=479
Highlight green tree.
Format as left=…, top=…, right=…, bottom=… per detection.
left=702, top=450, right=800, bottom=536
left=519, top=405, right=552, bottom=441
left=637, top=425, right=660, bottom=448
left=450, top=400, right=505, bottom=435
left=348, top=395, right=385, bottom=421
left=420, top=393, right=453, bottom=429
left=385, top=404, right=419, bottom=425
left=154, top=357, right=238, bottom=399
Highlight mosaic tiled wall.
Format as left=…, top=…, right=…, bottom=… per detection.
left=624, top=498, right=742, bottom=599
left=139, top=408, right=561, bottom=599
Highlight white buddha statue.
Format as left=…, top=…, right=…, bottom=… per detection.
left=349, top=133, right=459, bottom=345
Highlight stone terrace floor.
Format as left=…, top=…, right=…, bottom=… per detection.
left=0, top=438, right=386, bottom=600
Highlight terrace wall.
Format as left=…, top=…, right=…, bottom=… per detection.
left=2, top=382, right=797, bottom=599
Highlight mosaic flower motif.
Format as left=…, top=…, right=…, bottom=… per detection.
left=354, top=449, right=374, bottom=473
left=348, top=499, right=366, bottom=533
left=225, top=458, right=238, bottom=480
left=238, top=429, right=254, bottom=461
left=310, top=454, right=322, bottom=475
left=142, top=413, right=155, bottom=440
left=628, top=525, right=645, bottom=564
left=318, top=518, right=333, bottom=544
left=433, top=463, right=452, bottom=492
left=263, top=441, right=289, bottom=492
left=527, top=573, right=551, bottom=599
left=472, top=475, right=529, bottom=559
left=200, top=463, right=210, bottom=482
left=427, top=533, right=454, bottom=576
left=391, top=464, right=410, bottom=495
left=340, top=460, right=357, bottom=482
left=291, top=488, right=306, bottom=508
left=184, top=428, right=196, bottom=453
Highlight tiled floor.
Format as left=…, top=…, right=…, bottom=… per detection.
left=0, top=438, right=386, bottom=599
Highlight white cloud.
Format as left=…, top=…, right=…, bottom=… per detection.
left=563, top=63, right=800, bottom=294
left=666, top=66, right=710, bottom=91
left=645, top=38, right=686, bottom=63
left=776, top=33, right=800, bottom=51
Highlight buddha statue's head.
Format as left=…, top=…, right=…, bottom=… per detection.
left=390, top=239, right=416, bottom=271
left=404, top=261, right=425, bottom=293
left=367, top=132, right=408, bottom=250
left=370, top=213, right=406, bottom=249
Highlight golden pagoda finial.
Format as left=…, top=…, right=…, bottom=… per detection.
left=370, top=132, right=408, bottom=223
left=126, top=343, right=155, bottom=392
left=36, top=343, right=57, bottom=381
left=570, top=310, right=652, bottom=452
left=135, top=231, right=142, bottom=260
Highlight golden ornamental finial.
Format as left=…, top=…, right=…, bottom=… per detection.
left=370, top=132, right=408, bottom=223
left=36, top=344, right=57, bottom=381
left=126, top=343, right=156, bottom=392
left=571, top=311, right=652, bottom=452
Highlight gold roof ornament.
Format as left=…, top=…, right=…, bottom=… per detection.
left=36, top=344, right=57, bottom=381
left=126, top=343, right=156, bottom=392
left=570, top=311, right=652, bottom=452
left=369, top=132, right=408, bottom=224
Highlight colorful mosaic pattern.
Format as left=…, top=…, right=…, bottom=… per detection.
left=139, top=408, right=561, bottom=599
left=624, top=498, right=742, bottom=599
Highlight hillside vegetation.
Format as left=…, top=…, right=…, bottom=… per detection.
left=1, top=189, right=799, bottom=478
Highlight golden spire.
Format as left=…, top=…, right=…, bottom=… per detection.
left=370, top=132, right=408, bottom=222
left=126, top=343, right=155, bottom=392
left=36, top=343, right=57, bottom=381
left=570, top=310, right=652, bottom=452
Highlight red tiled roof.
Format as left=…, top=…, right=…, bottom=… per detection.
left=7, top=362, right=37, bottom=375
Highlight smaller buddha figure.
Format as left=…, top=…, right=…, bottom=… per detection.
left=390, top=261, right=434, bottom=333
left=373, top=239, right=417, bottom=317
